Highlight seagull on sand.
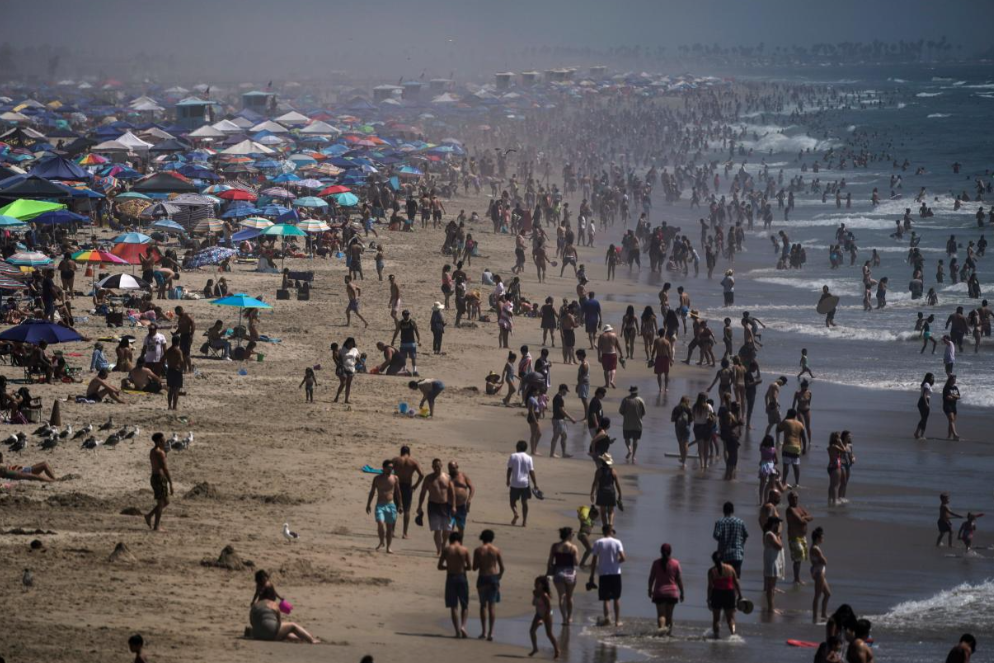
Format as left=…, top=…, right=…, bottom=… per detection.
left=283, top=523, right=299, bottom=543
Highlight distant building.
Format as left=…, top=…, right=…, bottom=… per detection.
left=373, top=85, right=402, bottom=102
left=589, top=66, right=607, bottom=78
left=242, top=90, right=276, bottom=114
left=428, top=78, right=452, bottom=93
left=402, top=81, right=423, bottom=100
left=520, top=71, right=541, bottom=86
left=495, top=72, right=514, bottom=90
left=174, top=97, right=219, bottom=131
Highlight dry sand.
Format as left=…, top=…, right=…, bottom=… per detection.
left=0, top=189, right=666, bottom=663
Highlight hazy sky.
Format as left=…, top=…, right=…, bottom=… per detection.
left=6, top=0, right=993, bottom=80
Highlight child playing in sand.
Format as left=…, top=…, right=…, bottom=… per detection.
left=528, top=575, right=559, bottom=658
left=936, top=493, right=964, bottom=547
left=958, top=512, right=984, bottom=552
left=798, top=349, right=814, bottom=380
left=300, top=367, right=317, bottom=403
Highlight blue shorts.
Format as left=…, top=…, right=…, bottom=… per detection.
left=375, top=502, right=398, bottom=524
left=451, top=503, right=468, bottom=529
left=400, top=343, right=417, bottom=360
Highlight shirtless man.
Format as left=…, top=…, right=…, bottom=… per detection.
left=448, top=461, right=475, bottom=534
left=472, top=529, right=505, bottom=641
left=785, top=491, right=814, bottom=585
left=438, top=531, right=472, bottom=638
left=678, top=286, right=692, bottom=333
left=144, top=433, right=172, bottom=532
left=417, top=458, right=456, bottom=555
left=597, top=325, right=624, bottom=388
left=392, top=446, right=424, bottom=538
left=759, top=489, right=782, bottom=531
left=122, top=359, right=162, bottom=393
left=0, top=452, right=56, bottom=482
left=87, top=369, right=126, bottom=403
left=777, top=409, right=808, bottom=486
left=643, top=327, right=671, bottom=393
left=163, top=336, right=184, bottom=411
left=763, top=376, right=789, bottom=442
left=345, top=275, right=369, bottom=328
left=388, top=274, right=401, bottom=322
left=365, top=459, right=401, bottom=553
left=847, top=619, right=875, bottom=663
left=707, top=358, right=735, bottom=409
left=175, top=306, right=195, bottom=372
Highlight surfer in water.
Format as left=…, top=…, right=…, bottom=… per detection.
left=819, top=286, right=838, bottom=328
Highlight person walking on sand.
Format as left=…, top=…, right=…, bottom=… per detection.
left=762, top=516, right=785, bottom=615
left=507, top=440, right=539, bottom=527
left=417, top=459, right=455, bottom=556
left=597, top=325, right=623, bottom=388
left=388, top=274, right=402, bottom=322
left=164, top=335, right=184, bottom=411
left=810, top=527, right=831, bottom=624
left=591, top=454, right=622, bottom=527
left=144, top=433, right=173, bottom=532
left=786, top=491, right=814, bottom=584
left=589, top=524, right=626, bottom=627
left=365, top=459, right=401, bottom=553
left=528, top=575, right=560, bottom=658
left=582, top=291, right=602, bottom=349
left=472, top=529, right=505, bottom=641
left=448, top=461, right=474, bottom=534
left=648, top=543, right=684, bottom=635
left=713, top=501, right=748, bottom=576
left=391, top=446, right=424, bottom=539
left=707, top=550, right=742, bottom=639
left=345, top=276, right=369, bottom=328
left=548, top=527, right=580, bottom=625
left=764, top=376, right=788, bottom=443
left=618, top=385, right=646, bottom=461
left=549, top=383, right=577, bottom=458
left=438, top=531, right=471, bottom=639
left=651, top=327, right=673, bottom=393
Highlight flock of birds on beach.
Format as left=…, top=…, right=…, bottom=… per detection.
left=2, top=417, right=193, bottom=453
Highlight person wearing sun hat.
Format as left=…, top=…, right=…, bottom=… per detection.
left=430, top=302, right=446, bottom=354
left=591, top=453, right=622, bottom=527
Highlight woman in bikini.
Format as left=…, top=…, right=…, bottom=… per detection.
left=826, top=431, right=846, bottom=506
left=810, top=527, right=831, bottom=624
left=547, top=527, right=580, bottom=625
left=640, top=306, right=657, bottom=361
left=792, top=380, right=813, bottom=444
left=620, top=305, right=639, bottom=360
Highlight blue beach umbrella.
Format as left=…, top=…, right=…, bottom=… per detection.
left=111, top=232, right=152, bottom=244
left=331, top=192, right=359, bottom=206
left=0, top=319, right=84, bottom=344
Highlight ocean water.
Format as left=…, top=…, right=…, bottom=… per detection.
left=561, top=63, right=994, bottom=662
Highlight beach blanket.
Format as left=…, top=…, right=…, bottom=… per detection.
left=361, top=465, right=383, bottom=475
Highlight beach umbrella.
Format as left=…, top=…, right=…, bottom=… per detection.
left=298, top=219, right=330, bottom=233
left=0, top=319, right=83, bottom=344
left=221, top=204, right=260, bottom=218
left=239, top=217, right=273, bottom=230
left=110, top=242, right=158, bottom=265
left=111, top=232, right=152, bottom=244
left=260, top=187, right=296, bottom=200
left=331, top=192, right=359, bottom=206
left=7, top=251, right=53, bottom=266
left=293, top=196, right=328, bottom=208
left=295, top=178, right=325, bottom=189
left=0, top=215, right=27, bottom=228
left=193, top=218, right=224, bottom=234
left=77, top=153, right=109, bottom=166
left=72, top=249, right=128, bottom=265
left=96, top=273, right=150, bottom=290
left=260, top=223, right=307, bottom=238
left=0, top=199, right=66, bottom=221
left=318, top=184, right=350, bottom=196
left=201, top=184, right=233, bottom=194
left=187, top=246, right=238, bottom=269
left=211, top=293, right=272, bottom=347
left=31, top=210, right=89, bottom=226
left=114, top=191, right=151, bottom=200
left=259, top=204, right=291, bottom=217
left=0, top=275, right=27, bottom=291
left=231, top=227, right=261, bottom=242
left=218, top=188, right=257, bottom=202
left=151, top=219, right=185, bottom=233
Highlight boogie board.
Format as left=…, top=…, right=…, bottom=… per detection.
left=787, top=640, right=819, bottom=648
left=816, top=295, right=840, bottom=315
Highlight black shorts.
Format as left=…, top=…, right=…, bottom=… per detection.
left=166, top=369, right=184, bottom=389
left=179, top=332, right=192, bottom=356
left=710, top=588, right=736, bottom=611
left=623, top=429, right=642, bottom=441
left=445, top=574, right=469, bottom=609
left=652, top=596, right=679, bottom=606
left=598, top=574, right=622, bottom=601
left=399, top=483, right=413, bottom=512
left=510, top=486, right=531, bottom=503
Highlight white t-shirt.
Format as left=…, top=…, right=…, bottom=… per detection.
left=593, top=536, right=624, bottom=576
left=342, top=347, right=360, bottom=372
left=143, top=333, right=166, bottom=363
left=507, top=451, right=533, bottom=489
left=944, top=343, right=955, bottom=365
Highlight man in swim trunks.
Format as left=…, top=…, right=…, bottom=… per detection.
left=448, top=461, right=475, bottom=534
left=763, top=376, right=788, bottom=442
left=438, top=531, right=471, bottom=638
left=472, top=529, right=505, bottom=641
left=163, top=336, right=184, bottom=411
left=392, top=446, right=424, bottom=538
left=581, top=291, right=602, bottom=348
left=87, top=369, right=126, bottom=404
left=785, top=491, right=814, bottom=585
left=597, top=325, right=623, bottom=389
left=651, top=327, right=673, bottom=393
left=388, top=274, right=402, bottom=322
left=366, top=459, right=401, bottom=553
left=0, top=452, right=57, bottom=482
left=777, top=409, right=808, bottom=486
left=345, top=275, right=369, bottom=328
left=417, top=458, right=456, bottom=555
left=144, top=432, right=172, bottom=532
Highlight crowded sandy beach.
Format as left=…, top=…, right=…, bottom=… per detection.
left=2, top=7, right=994, bottom=663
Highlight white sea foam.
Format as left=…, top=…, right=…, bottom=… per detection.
left=871, top=580, right=994, bottom=632
left=931, top=77, right=953, bottom=82
left=927, top=113, right=952, bottom=118
left=888, top=78, right=907, bottom=83
left=766, top=320, right=919, bottom=342
left=952, top=80, right=967, bottom=86
left=964, top=82, right=994, bottom=89
left=915, top=92, right=943, bottom=98
left=896, top=102, right=907, bottom=109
